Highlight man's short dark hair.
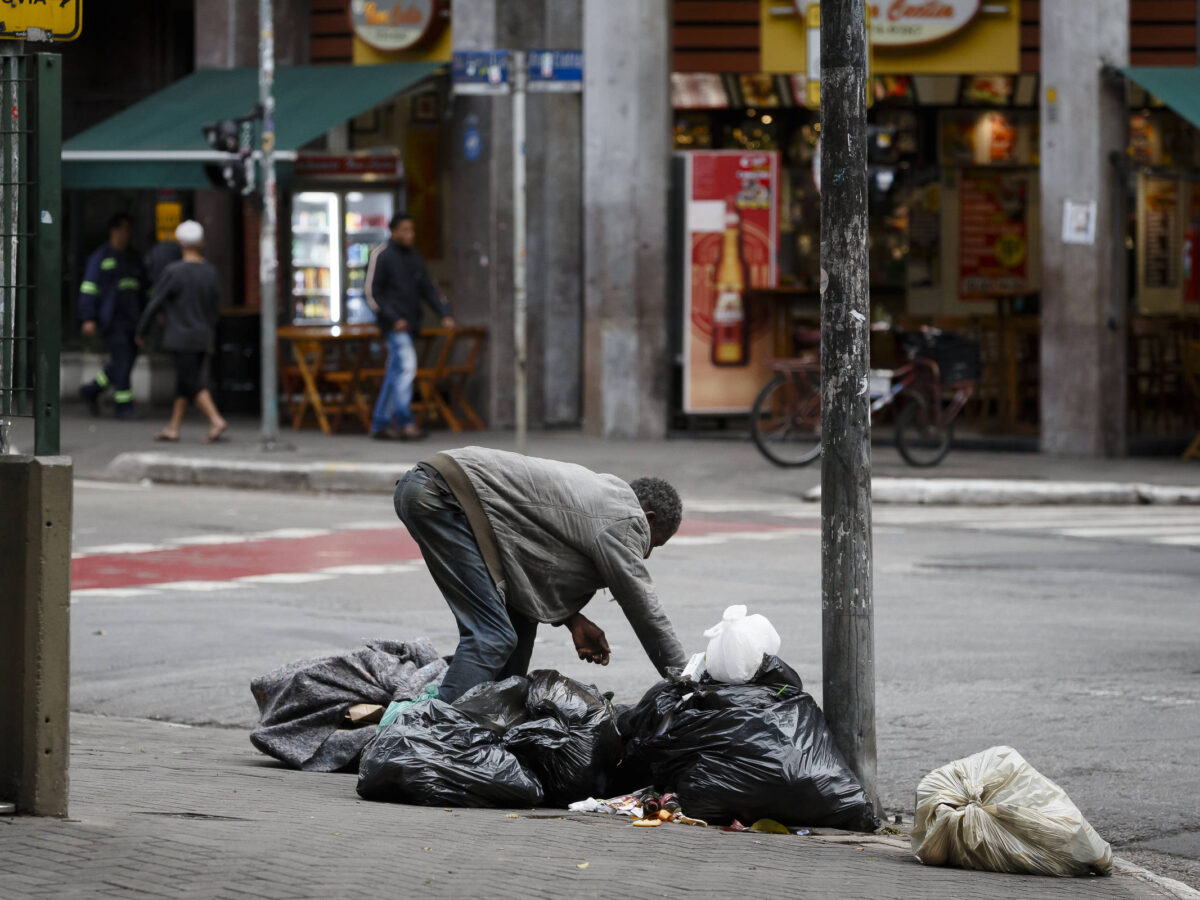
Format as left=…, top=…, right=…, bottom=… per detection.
left=388, top=213, right=413, bottom=230
left=108, top=212, right=133, bottom=231
left=630, top=477, right=682, bottom=537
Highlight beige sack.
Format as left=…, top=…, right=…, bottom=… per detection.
left=912, top=745, right=1112, bottom=877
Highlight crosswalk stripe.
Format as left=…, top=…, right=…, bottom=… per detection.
left=237, top=573, right=336, bottom=584
left=1152, top=534, right=1200, bottom=546
left=1057, top=525, right=1200, bottom=538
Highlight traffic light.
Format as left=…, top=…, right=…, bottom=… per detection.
left=201, top=107, right=262, bottom=195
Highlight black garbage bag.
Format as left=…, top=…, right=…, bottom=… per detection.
left=356, top=699, right=544, bottom=807
left=249, top=639, right=446, bottom=772
left=503, top=670, right=624, bottom=806
left=452, top=676, right=531, bottom=734
left=623, top=655, right=879, bottom=831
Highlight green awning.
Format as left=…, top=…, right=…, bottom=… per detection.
left=62, top=63, right=443, bottom=189
left=1120, top=66, right=1200, bottom=131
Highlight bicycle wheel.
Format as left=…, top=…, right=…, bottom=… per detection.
left=751, top=373, right=823, bottom=467
left=895, top=391, right=953, bottom=467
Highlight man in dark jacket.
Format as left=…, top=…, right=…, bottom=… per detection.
left=368, top=214, right=454, bottom=441
left=78, top=212, right=146, bottom=418
left=394, top=447, right=688, bottom=703
left=135, top=220, right=227, bottom=443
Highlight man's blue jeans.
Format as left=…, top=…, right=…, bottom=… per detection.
left=394, top=466, right=537, bottom=703
left=372, top=329, right=417, bottom=432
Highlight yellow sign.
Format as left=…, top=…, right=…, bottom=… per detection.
left=762, top=0, right=1017, bottom=76
left=155, top=202, right=183, bottom=243
left=0, top=0, right=83, bottom=42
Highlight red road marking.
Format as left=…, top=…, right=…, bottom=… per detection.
left=71, top=517, right=813, bottom=591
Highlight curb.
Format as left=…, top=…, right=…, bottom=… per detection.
left=802, top=477, right=1200, bottom=506
left=105, top=452, right=418, bottom=493
left=1114, top=858, right=1200, bottom=900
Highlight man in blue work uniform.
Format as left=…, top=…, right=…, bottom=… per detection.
left=78, top=213, right=147, bottom=418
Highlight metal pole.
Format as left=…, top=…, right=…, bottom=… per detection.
left=1, top=43, right=22, bottom=454
left=258, top=0, right=280, bottom=447
left=34, top=53, right=61, bottom=456
left=819, top=0, right=877, bottom=808
left=512, top=50, right=528, bottom=454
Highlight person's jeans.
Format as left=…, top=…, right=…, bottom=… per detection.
left=371, top=329, right=417, bottom=432
left=394, top=467, right=537, bottom=703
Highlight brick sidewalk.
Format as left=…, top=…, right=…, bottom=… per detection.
left=0, top=715, right=1188, bottom=899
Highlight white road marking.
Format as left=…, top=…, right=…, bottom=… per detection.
left=1153, top=534, right=1200, bottom=546
left=71, top=588, right=159, bottom=599
left=319, top=564, right=420, bottom=576
left=237, top=572, right=337, bottom=584
left=73, top=479, right=152, bottom=492
left=153, top=581, right=239, bottom=592
left=72, top=543, right=164, bottom=557
left=256, top=528, right=333, bottom=540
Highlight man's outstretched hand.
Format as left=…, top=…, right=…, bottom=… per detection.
left=566, top=612, right=610, bottom=666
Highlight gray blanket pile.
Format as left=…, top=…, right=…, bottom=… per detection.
left=250, top=639, right=446, bottom=772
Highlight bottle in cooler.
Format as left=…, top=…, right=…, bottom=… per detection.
left=711, top=203, right=749, bottom=367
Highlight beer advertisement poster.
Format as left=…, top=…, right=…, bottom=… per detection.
left=682, top=150, right=780, bottom=413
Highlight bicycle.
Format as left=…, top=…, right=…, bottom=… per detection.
left=750, top=324, right=980, bottom=468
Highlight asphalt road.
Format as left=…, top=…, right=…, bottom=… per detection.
left=68, top=479, right=1200, bottom=888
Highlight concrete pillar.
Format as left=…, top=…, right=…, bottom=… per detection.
left=1039, top=0, right=1129, bottom=455
left=582, top=0, right=671, bottom=438
left=0, top=456, right=73, bottom=816
left=448, top=0, right=583, bottom=428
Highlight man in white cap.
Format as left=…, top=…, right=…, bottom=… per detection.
left=135, top=220, right=228, bottom=443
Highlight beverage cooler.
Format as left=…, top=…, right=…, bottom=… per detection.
left=289, top=188, right=397, bottom=325
left=676, top=150, right=781, bottom=415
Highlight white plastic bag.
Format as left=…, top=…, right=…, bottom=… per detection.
left=911, top=745, right=1112, bottom=877
left=702, top=605, right=780, bottom=684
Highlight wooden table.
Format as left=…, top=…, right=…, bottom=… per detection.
left=276, top=323, right=379, bottom=434
left=277, top=323, right=489, bottom=435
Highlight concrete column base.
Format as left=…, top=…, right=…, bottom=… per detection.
left=0, top=456, right=73, bottom=816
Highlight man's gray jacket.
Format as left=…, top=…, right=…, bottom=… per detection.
left=422, top=447, right=687, bottom=677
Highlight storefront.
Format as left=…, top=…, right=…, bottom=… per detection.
left=60, top=61, right=444, bottom=410
left=672, top=1, right=1200, bottom=447
left=673, top=0, right=1044, bottom=429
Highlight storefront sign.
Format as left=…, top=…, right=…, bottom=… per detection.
left=350, top=0, right=445, bottom=52
left=293, top=155, right=402, bottom=178
left=959, top=169, right=1029, bottom=297
left=528, top=50, right=583, bottom=93
left=452, top=50, right=510, bottom=95
left=682, top=151, right=780, bottom=414
left=867, top=0, right=980, bottom=47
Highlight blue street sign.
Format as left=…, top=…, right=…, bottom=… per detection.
left=452, top=50, right=511, bottom=95
left=528, top=49, right=583, bottom=93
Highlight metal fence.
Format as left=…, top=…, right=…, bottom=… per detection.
left=0, top=50, right=61, bottom=456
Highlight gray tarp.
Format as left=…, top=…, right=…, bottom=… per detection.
left=250, top=640, right=446, bottom=772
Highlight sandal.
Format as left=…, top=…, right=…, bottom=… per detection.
left=154, top=430, right=180, bottom=442
left=205, top=423, right=228, bottom=444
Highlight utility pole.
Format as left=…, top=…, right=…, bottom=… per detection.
left=819, top=0, right=877, bottom=807
left=511, top=50, right=528, bottom=455
left=258, top=0, right=280, bottom=447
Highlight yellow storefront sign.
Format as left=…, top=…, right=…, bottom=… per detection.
left=155, top=202, right=183, bottom=243
left=761, top=0, right=1017, bottom=76
left=0, top=0, right=83, bottom=42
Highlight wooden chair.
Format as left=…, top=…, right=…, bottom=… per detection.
left=1181, top=338, right=1200, bottom=460
left=412, top=327, right=487, bottom=432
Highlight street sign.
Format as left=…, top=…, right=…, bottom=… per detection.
left=528, top=49, right=582, bottom=93
left=0, top=0, right=82, bottom=42
left=452, top=50, right=510, bottom=95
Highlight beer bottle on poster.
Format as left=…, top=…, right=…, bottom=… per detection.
left=711, top=203, right=749, bottom=366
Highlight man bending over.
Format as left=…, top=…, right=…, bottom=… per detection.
left=395, top=447, right=687, bottom=702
